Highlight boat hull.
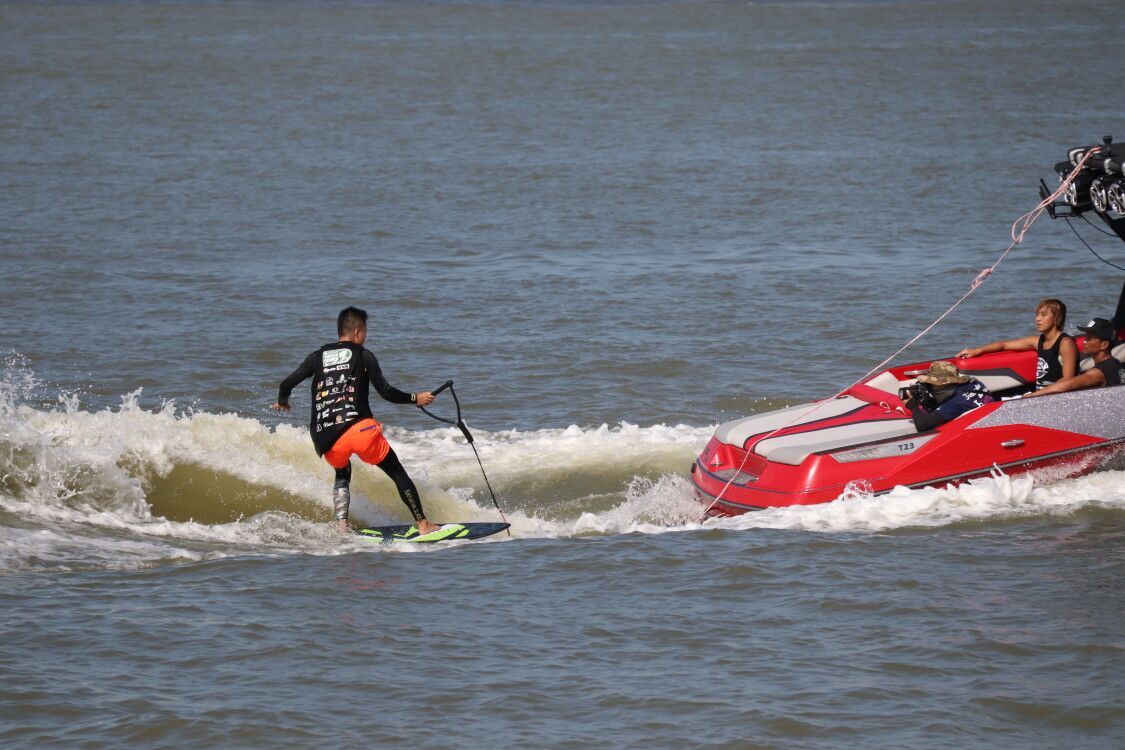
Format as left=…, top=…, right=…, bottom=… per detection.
left=692, top=379, right=1125, bottom=517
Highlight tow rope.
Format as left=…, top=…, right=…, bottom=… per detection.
left=418, top=380, right=510, bottom=535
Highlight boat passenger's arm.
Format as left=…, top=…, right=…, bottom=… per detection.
left=1023, top=368, right=1106, bottom=398
left=908, top=396, right=958, bottom=431
left=956, top=335, right=1037, bottom=359
left=910, top=409, right=948, bottom=432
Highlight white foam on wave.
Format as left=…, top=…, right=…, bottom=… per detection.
left=387, top=420, right=713, bottom=486
left=566, top=473, right=708, bottom=536
left=709, top=468, right=1125, bottom=534
left=0, top=523, right=205, bottom=573
left=522, top=466, right=1124, bottom=541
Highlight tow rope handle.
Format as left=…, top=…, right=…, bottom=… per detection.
left=416, top=380, right=509, bottom=534
left=418, top=380, right=474, bottom=443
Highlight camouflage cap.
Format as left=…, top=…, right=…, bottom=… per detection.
left=916, top=360, right=969, bottom=386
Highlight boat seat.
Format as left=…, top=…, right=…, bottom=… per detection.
left=713, top=396, right=869, bottom=448
left=755, top=419, right=917, bottom=466
left=970, top=372, right=1028, bottom=394
left=865, top=368, right=1027, bottom=398
left=863, top=371, right=905, bottom=395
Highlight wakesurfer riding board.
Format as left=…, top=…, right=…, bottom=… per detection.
left=354, top=522, right=510, bottom=544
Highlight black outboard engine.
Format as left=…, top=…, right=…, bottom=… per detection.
left=1041, top=135, right=1125, bottom=241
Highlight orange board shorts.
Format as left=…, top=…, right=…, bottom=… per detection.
left=323, top=418, right=390, bottom=469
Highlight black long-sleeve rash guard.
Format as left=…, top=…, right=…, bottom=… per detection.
left=277, top=342, right=415, bottom=456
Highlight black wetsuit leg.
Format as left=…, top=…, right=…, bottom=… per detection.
left=334, top=462, right=352, bottom=487
left=377, top=448, right=425, bottom=522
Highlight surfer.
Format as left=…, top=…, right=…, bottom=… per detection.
left=272, top=306, right=439, bottom=535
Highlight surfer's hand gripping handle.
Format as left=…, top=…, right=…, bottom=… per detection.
left=417, top=380, right=460, bottom=426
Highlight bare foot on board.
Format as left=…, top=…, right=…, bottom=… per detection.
left=416, top=519, right=442, bottom=536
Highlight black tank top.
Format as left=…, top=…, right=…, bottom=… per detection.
left=1036, top=333, right=1074, bottom=388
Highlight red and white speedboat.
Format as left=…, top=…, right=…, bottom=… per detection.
left=693, top=141, right=1125, bottom=516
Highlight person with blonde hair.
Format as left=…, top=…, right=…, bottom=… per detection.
left=956, top=298, right=1078, bottom=390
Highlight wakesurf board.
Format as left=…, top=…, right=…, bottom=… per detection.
left=354, top=522, right=510, bottom=544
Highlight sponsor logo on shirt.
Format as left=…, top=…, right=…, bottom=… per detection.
left=322, top=348, right=353, bottom=368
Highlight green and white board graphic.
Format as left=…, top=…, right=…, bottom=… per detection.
left=354, top=522, right=510, bottom=544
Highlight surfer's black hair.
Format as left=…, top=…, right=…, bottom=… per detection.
left=337, top=306, right=368, bottom=335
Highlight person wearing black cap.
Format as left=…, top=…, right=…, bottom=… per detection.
left=1024, top=317, right=1121, bottom=397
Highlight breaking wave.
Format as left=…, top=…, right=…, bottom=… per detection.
left=1, top=356, right=1121, bottom=572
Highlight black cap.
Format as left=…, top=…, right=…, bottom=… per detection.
left=1077, top=317, right=1117, bottom=343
